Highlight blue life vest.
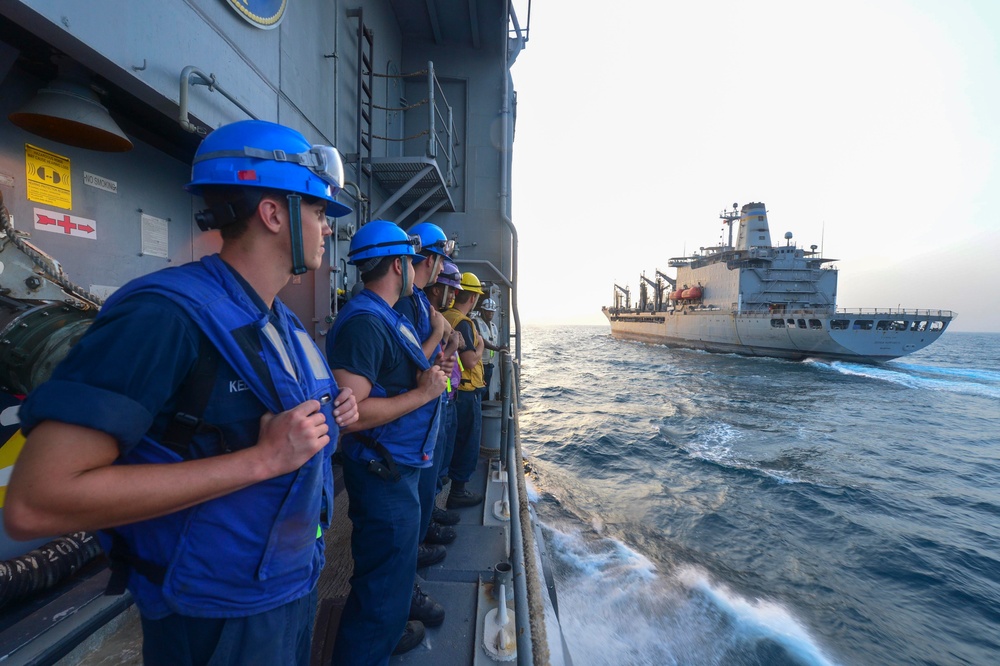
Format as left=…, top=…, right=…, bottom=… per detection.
left=97, top=254, right=339, bottom=619
left=329, top=289, right=442, bottom=468
left=396, top=286, right=443, bottom=362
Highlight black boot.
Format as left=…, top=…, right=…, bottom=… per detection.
left=409, top=584, right=445, bottom=627
left=425, top=522, right=457, bottom=544
left=392, top=620, right=425, bottom=655
left=417, top=542, right=447, bottom=567
left=446, top=484, right=483, bottom=509
left=432, top=507, right=461, bottom=525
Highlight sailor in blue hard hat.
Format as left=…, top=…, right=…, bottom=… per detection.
left=187, top=118, right=352, bottom=274
left=327, top=220, right=450, bottom=661
left=394, top=223, right=464, bottom=591
left=6, top=119, right=359, bottom=666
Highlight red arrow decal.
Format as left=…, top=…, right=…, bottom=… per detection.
left=37, top=214, right=57, bottom=226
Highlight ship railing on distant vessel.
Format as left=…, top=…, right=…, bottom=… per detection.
left=603, top=305, right=954, bottom=321
left=730, top=308, right=955, bottom=318
left=834, top=308, right=955, bottom=317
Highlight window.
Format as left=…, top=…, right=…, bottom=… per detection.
left=797, top=319, right=807, bottom=329
left=771, top=318, right=786, bottom=328
left=877, top=320, right=890, bottom=331
left=854, top=320, right=874, bottom=330
left=891, top=321, right=908, bottom=331
left=830, top=319, right=849, bottom=330
left=809, top=319, right=823, bottom=329
left=930, top=321, right=944, bottom=331
left=787, top=318, right=796, bottom=327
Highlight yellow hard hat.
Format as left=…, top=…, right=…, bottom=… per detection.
left=460, top=271, right=484, bottom=294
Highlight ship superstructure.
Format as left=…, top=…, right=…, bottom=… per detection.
left=604, top=202, right=954, bottom=362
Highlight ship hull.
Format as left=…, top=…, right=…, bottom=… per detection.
left=603, top=308, right=953, bottom=363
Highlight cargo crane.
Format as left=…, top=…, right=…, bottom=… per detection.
left=639, top=272, right=667, bottom=312
left=613, top=283, right=630, bottom=311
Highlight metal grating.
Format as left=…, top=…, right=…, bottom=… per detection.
left=367, top=157, right=456, bottom=214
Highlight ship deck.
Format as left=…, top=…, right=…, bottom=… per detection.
left=28, top=451, right=510, bottom=666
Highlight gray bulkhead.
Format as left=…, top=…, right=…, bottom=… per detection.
left=0, top=2, right=534, bottom=662
left=0, top=0, right=516, bottom=346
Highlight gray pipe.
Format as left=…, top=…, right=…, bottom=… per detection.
left=504, top=355, right=533, bottom=663
left=501, top=9, right=525, bottom=365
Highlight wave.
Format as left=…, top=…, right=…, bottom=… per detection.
left=892, top=363, right=1000, bottom=383
left=662, top=422, right=809, bottom=485
left=676, top=567, right=838, bottom=666
left=812, top=360, right=1000, bottom=399
left=541, top=520, right=838, bottom=666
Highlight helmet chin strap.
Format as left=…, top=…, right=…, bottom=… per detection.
left=400, top=255, right=412, bottom=299
left=287, top=194, right=307, bottom=275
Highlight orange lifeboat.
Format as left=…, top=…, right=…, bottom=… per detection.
left=681, top=286, right=703, bottom=300
left=670, top=289, right=684, bottom=301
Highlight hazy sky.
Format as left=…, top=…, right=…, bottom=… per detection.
left=510, top=0, right=1000, bottom=332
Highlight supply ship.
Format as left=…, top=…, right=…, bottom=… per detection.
left=603, top=202, right=955, bottom=362
left=0, top=2, right=569, bottom=665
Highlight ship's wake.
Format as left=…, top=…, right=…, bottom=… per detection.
left=540, top=520, right=838, bottom=666
left=808, top=359, right=1000, bottom=399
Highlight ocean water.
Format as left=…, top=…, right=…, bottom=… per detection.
left=518, top=326, right=1000, bottom=666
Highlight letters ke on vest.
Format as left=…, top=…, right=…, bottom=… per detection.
left=444, top=308, right=485, bottom=390
left=329, top=288, right=442, bottom=468
left=97, top=254, right=339, bottom=619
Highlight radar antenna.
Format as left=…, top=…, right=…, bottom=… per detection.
left=719, top=202, right=740, bottom=249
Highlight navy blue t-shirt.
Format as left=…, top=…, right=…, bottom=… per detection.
left=393, top=295, right=420, bottom=332
left=19, top=270, right=285, bottom=458
left=455, top=320, right=476, bottom=352
left=327, top=313, right=417, bottom=397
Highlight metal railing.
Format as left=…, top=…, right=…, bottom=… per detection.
left=498, top=350, right=558, bottom=665
left=365, top=62, right=459, bottom=188
left=425, top=61, right=458, bottom=187
left=832, top=307, right=955, bottom=317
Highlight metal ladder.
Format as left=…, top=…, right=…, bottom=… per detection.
left=346, top=7, right=374, bottom=219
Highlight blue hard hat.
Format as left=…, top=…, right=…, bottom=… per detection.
left=348, top=220, right=420, bottom=265
left=186, top=119, right=351, bottom=218
left=409, top=222, right=454, bottom=258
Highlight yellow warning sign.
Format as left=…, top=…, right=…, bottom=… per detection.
left=25, top=143, right=72, bottom=209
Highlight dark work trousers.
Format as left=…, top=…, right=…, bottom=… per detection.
left=418, top=397, right=452, bottom=542
left=435, top=398, right=458, bottom=493
left=449, top=389, right=482, bottom=483
left=332, top=457, right=420, bottom=666
left=482, top=362, right=494, bottom=398
left=140, top=586, right=317, bottom=666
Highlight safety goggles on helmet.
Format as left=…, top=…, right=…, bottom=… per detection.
left=348, top=234, right=421, bottom=261
left=194, top=144, right=346, bottom=196
left=435, top=259, right=461, bottom=286
left=422, top=238, right=456, bottom=257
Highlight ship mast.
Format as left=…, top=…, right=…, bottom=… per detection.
left=720, top=202, right=740, bottom=249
